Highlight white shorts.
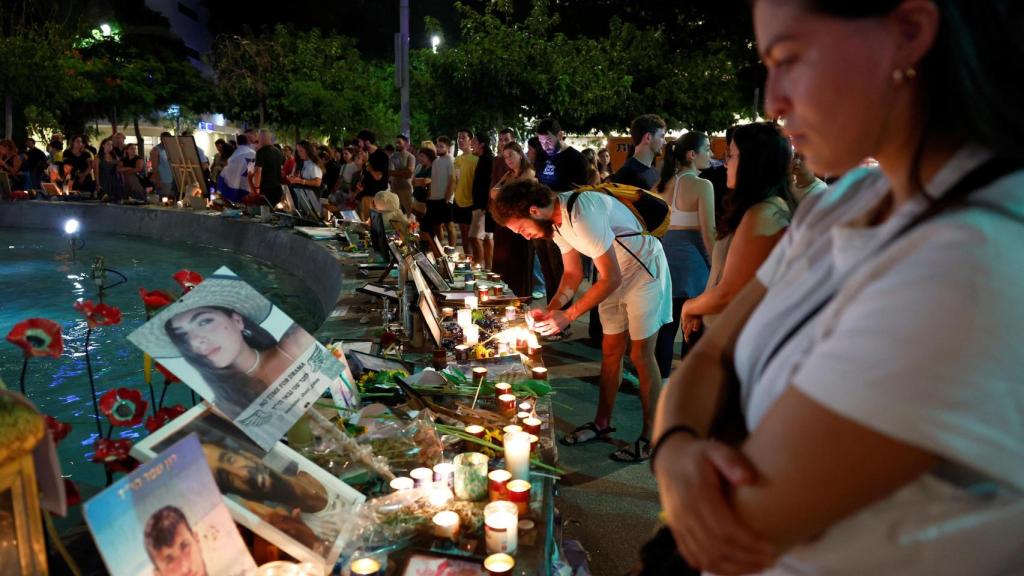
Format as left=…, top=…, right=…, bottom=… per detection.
left=598, top=247, right=673, bottom=340
left=469, top=209, right=493, bottom=240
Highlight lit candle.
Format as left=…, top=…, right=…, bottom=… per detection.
left=411, top=467, right=434, bottom=488
left=503, top=430, right=531, bottom=480
left=516, top=411, right=532, bottom=421
left=432, top=510, right=461, bottom=540
left=494, top=382, right=512, bottom=399
left=428, top=486, right=454, bottom=507
left=506, top=479, right=532, bottom=516
left=255, top=561, right=300, bottom=576
left=521, top=417, right=542, bottom=436
left=483, top=553, right=515, bottom=576
left=472, top=367, right=488, bottom=387
left=465, top=294, right=478, bottom=309
left=433, top=463, right=455, bottom=489
left=497, top=393, right=517, bottom=415
left=502, top=424, right=523, bottom=435
left=389, top=476, right=414, bottom=491
left=531, top=366, right=548, bottom=381
left=441, top=307, right=454, bottom=319
left=455, top=344, right=470, bottom=363
left=464, top=324, right=480, bottom=346
left=457, top=308, right=473, bottom=328
left=488, top=469, right=511, bottom=502
left=492, top=284, right=504, bottom=296
left=518, top=400, right=533, bottom=413
left=504, top=306, right=516, bottom=321
left=453, top=452, right=489, bottom=501
left=484, top=501, right=519, bottom=554
left=529, top=433, right=539, bottom=454
left=349, top=558, right=382, bottom=576
left=464, top=424, right=486, bottom=439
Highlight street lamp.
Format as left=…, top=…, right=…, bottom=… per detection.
left=431, top=35, right=441, bottom=53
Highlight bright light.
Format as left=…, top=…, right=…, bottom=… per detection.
left=64, top=219, right=80, bottom=235
left=431, top=35, right=441, bottom=53
left=99, top=23, right=112, bottom=37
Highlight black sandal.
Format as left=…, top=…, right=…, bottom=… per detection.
left=560, top=421, right=616, bottom=446
left=609, top=437, right=652, bottom=463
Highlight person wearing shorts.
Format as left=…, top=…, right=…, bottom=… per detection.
left=470, top=132, right=496, bottom=269
left=452, top=129, right=478, bottom=259
left=492, top=179, right=672, bottom=463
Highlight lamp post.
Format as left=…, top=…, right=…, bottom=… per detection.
left=431, top=35, right=441, bottom=53
left=396, top=0, right=411, bottom=137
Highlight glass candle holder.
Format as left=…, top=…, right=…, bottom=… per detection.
left=528, top=433, right=539, bottom=454
left=493, top=381, right=512, bottom=399
left=484, top=554, right=515, bottom=576
left=492, top=284, right=504, bottom=296
left=497, top=393, right=517, bottom=414
left=464, top=324, right=480, bottom=346
left=464, top=424, right=486, bottom=439
left=432, top=510, right=461, bottom=540
left=433, top=462, right=455, bottom=489
left=521, top=417, right=542, bottom=436
left=506, top=479, right=532, bottom=516
left=453, top=452, right=489, bottom=501
left=472, top=367, right=489, bottom=387
left=455, top=344, right=470, bottom=363
left=488, top=469, right=511, bottom=502
left=503, top=430, right=531, bottom=480
left=410, top=467, right=434, bottom=488
left=441, top=307, right=454, bottom=319
left=484, top=501, right=518, bottom=554
left=531, top=366, right=548, bottom=381
left=516, top=411, right=532, bottom=421
left=427, top=486, right=454, bottom=508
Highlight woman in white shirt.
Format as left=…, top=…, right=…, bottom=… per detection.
left=652, top=1, right=1024, bottom=575
left=286, top=141, right=323, bottom=197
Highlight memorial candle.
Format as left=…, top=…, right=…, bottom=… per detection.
left=497, top=393, right=517, bottom=415
left=502, top=424, right=522, bottom=435
left=503, top=430, right=531, bottom=480
left=521, top=417, right=542, bottom=436
left=464, top=324, right=480, bottom=346
left=441, top=307, right=454, bottom=319
left=531, top=366, right=548, bottom=381
left=484, top=501, right=518, bottom=554
left=349, top=558, right=382, bottom=576
left=457, top=308, right=473, bottom=328
left=433, top=463, right=455, bottom=489
left=464, top=424, right=486, bottom=439
left=455, top=344, right=470, bottom=363
left=465, top=294, right=478, bottom=310
left=506, top=479, right=532, bottom=515
left=427, top=486, right=454, bottom=507
left=472, top=367, right=488, bottom=387
left=432, top=511, right=461, bottom=540
left=483, top=554, right=515, bottom=576
left=488, top=469, right=511, bottom=501
left=389, top=476, right=414, bottom=491
left=410, top=467, right=434, bottom=488
left=504, top=306, right=516, bottom=321
left=493, top=382, right=512, bottom=399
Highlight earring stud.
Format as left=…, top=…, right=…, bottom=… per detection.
left=892, top=67, right=917, bottom=84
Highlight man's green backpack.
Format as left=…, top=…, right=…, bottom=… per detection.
left=566, top=182, right=670, bottom=238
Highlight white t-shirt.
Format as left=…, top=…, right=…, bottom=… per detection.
left=299, top=161, right=322, bottom=181
left=733, top=147, right=1024, bottom=575
left=389, top=150, right=415, bottom=191
left=341, top=162, right=359, bottom=185
left=430, top=154, right=453, bottom=201
left=551, top=191, right=666, bottom=289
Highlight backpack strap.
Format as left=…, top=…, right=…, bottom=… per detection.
left=760, top=156, right=1024, bottom=372
left=563, top=190, right=656, bottom=279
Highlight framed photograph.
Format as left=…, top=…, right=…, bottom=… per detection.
left=127, top=266, right=359, bottom=451
left=399, top=550, right=484, bottom=576
left=86, top=434, right=257, bottom=576
left=132, top=405, right=365, bottom=569
left=415, top=252, right=450, bottom=291
left=357, top=283, right=399, bottom=300
left=410, top=264, right=441, bottom=322
left=419, top=294, right=442, bottom=347
left=347, top=350, right=413, bottom=377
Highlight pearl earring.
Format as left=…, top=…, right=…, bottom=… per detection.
left=892, top=67, right=917, bottom=84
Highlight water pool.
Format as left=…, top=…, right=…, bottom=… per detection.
left=0, top=228, right=322, bottom=488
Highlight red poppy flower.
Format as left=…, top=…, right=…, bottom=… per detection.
left=64, top=479, right=81, bottom=507
left=380, top=331, right=400, bottom=349
left=6, top=318, right=63, bottom=358
left=139, top=288, right=175, bottom=312
left=44, top=415, right=71, bottom=445
left=144, top=405, right=187, bottom=433
left=92, top=439, right=138, bottom=474
left=74, top=300, right=122, bottom=329
left=98, top=388, right=148, bottom=427
left=155, top=362, right=181, bottom=383
left=172, top=269, right=203, bottom=292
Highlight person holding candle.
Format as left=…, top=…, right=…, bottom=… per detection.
left=493, top=179, right=673, bottom=462
left=651, top=1, right=1024, bottom=575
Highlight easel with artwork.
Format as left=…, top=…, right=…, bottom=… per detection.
left=160, top=135, right=206, bottom=202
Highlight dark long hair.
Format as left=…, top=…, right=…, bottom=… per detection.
left=502, top=141, right=531, bottom=175
left=796, top=0, right=1024, bottom=190
left=165, top=305, right=278, bottom=417
left=658, top=132, right=709, bottom=193
left=719, top=122, right=793, bottom=239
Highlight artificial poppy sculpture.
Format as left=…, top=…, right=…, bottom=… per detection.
left=92, top=438, right=138, bottom=474
left=6, top=318, right=63, bottom=358
left=144, top=405, right=187, bottom=433
left=44, top=415, right=71, bottom=444
left=155, top=362, right=180, bottom=383
left=74, top=300, right=122, bottom=328
left=138, top=288, right=175, bottom=313
left=172, top=269, right=203, bottom=292
left=98, top=388, right=148, bottom=428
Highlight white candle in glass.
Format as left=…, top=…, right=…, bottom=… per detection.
left=389, top=476, right=414, bottom=491
left=433, top=463, right=455, bottom=489
left=457, top=308, right=473, bottom=328
left=411, top=467, right=434, bottom=488
left=465, top=295, right=479, bottom=310
left=503, top=430, right=531, bottom=480
left=432, top=510, right=461, bottom=540
left=464, top=324, right=480, bottom=346
left=484, top=500, right=519, bottom=554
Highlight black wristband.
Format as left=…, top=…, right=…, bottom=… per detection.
left=649, top=424, right=700, bottom=474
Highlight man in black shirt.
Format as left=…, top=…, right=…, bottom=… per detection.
left=610, top=114, right=665, bottom=190
left=22, top=138, right=48, bottom=189
left=253, top=130, right=284, bottom=207
left=470, top=132, right=495, bottom=269
left=357, top=129, right=389, bottom=218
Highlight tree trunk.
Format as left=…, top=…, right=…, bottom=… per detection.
left=4, top=94, right=12, bottom=140
left=134, top=117, right=144, bottom=157
left=111, top=105, right=118, bottom=134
